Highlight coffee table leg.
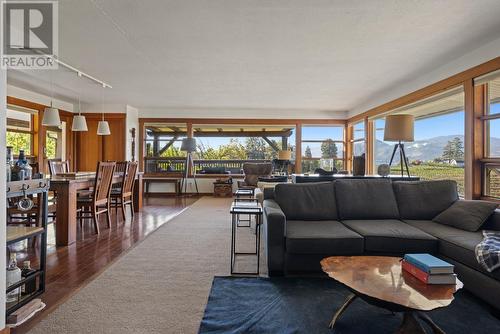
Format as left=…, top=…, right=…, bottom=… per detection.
left=396, top=312, right=427, bottom=334
left=329, top=293, right=357, bottom=328
left=417, top=312, right=446, bottom=334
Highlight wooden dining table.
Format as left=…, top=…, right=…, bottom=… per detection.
left=50, top=172, right=143, bottom=246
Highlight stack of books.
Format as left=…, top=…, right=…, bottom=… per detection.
left=402, top=254, right=456, bottom=285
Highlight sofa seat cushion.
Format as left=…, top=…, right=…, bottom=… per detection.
left=404, top=220, right=500, bottom=281
left=341, top=219, right=438, bottom=253
left=392, top=180, right=458, bottom=220
left=335, top=179, right=400, bottom=220
left=286, top=220, right=364, bottom=254
left=275, top=182, right=338, bottom=220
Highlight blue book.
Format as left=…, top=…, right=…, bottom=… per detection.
left=403, top=254, right=454, bottom=275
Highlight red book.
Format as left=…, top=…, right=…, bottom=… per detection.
left=402, top=260, right=429, bottom=283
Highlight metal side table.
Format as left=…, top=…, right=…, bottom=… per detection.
left=230, top=200, right=262, bottom=275
left=234, top=188, right=255, bottom=227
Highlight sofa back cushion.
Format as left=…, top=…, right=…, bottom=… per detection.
left=274, top=182, right=337, bottom=220
left=393, top=180, right=458, bottom=220
left=433, top=200, right=498, bottom=232
left=335, top=179, right=400, bottom=220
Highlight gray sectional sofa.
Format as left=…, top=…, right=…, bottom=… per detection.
left=262, top=179, right=500, bottom=309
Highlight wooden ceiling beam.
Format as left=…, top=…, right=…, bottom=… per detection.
left=145, top=130, right=293, bottom=137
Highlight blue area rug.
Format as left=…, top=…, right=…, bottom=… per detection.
left=199, top=277, right=500, bottom=334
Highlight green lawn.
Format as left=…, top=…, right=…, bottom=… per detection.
left=389, top=163, right=464, bottom=195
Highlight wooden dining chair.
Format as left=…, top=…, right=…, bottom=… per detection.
left=111, top=162, right=138, bottom=220
left=48, top=159, right=70, bottom=176
left=76, top=161, right=116, bottom=234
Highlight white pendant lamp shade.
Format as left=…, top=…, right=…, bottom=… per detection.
left=72, top=115, right=88, bottom=131
left=42, top=106, right=61, bottom=126
left=97, top=120, right=111, bottom=135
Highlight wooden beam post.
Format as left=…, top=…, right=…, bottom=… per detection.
left=295, top=123, right=302, bottom=173
left=365, top=118, right=374, bottom=175
left=465, top=80, right=485, bottom=199
left=345, top=123, right=353, bottom=172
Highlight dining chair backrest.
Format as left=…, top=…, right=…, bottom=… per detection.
left=93, top=161, right=116, bottom=205
left=48, top=160, right=70, bottom=176
left=122, top=162, right=138, bottom=196
left=114, top=161, right=128, bottom=174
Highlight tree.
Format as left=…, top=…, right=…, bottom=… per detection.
left=6, top=132, right=31, bottom=156
left=198, top=138, right=246, bottom=159
left=245, top=137, right=267, bottom=159
left=451, top=137, right=464, bottom=160
left=303, top=145, right=313, bottom=172
left=442, top=141, right=454, bottom=163
left=442, top=137, right=464, bottom=163
left=321, top=139, right=338, bottom=158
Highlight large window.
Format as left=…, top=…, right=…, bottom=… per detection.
left=301, top=125, right=345, bottom=173
left=373, top=88, right=465, bottom=194
left=6, top=108, right=34, bottom=156
left=478, top=71, right=500, bottom=198
left=143, top=122, right=296, bottom=174
left=193, top=124, right=295, bottom=161
left=352, top=121, right=365, bottom=156
left=144, top=123, right=187, bottom=158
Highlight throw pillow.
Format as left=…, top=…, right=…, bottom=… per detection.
left=433, top=200, right=498, bottom=232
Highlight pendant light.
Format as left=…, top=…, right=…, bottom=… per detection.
left=72, top=93, right=88, bottom=131
left=42, top=72, right=61, bottom=126
left=97, top=84, right=111, bottom=135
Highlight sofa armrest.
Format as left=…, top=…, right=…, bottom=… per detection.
left=263, top=199, right=286, bottom=276
left=484, top=209, right=500, bottom=231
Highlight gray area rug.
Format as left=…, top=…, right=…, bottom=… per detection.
left=29, top=197, right=262, bottom=334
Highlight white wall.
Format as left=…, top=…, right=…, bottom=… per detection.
left=80, top=103, right=125, bottom=114
left=349, top=37, right=500, bottom=117
left=7, top=84, right=75, bottom=112
left=139, top=107, right=348, bottom=120
left=1, top=68, right=8, bottom=328
left=147, top=177, right=239, bottom=194
left=126, top=105, right=139, bottom=161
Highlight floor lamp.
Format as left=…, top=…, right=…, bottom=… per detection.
left=180, top=138, right=199, bottom=195
left=384, top=114, right=414, bottom=177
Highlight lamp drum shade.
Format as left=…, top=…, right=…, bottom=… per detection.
left=97, top=120, right=111, bottom=135
left=384, top=114, right=414, bottom=142
left=72, top=115, right=88, bottom=131
left=278, top=150, right=292, bottom=160
left=181, top=138, right=197, bottom=152
left=42, top=107, right=61, bottom=126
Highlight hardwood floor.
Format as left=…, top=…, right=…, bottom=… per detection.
left=9, top=196, right=200, bottom=334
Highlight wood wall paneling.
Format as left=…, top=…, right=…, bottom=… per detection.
left=75, top=113, right=126, bottom=171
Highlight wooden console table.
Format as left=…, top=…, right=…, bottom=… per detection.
left=143, top=177, right=181, bottom=196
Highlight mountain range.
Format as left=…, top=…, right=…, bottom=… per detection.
left=354, top=135, right=500, bottom=163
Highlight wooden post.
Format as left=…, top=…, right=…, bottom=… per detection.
left=295, top=123, right=302, bottom=173
left=345, top=123, right=353, bottom=172
left=465, top=80, right=484, bottom=199
left=365, top=118, right=374, bottom=175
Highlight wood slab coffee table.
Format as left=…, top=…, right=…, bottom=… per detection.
left=321, top=256, right=463, bottom=333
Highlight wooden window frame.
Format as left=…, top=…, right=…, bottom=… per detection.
left=138, top=118, right=347, bottom=175
left=348, top=56, right=500, bottom=200
left=300, top=125, right=346, bottom=171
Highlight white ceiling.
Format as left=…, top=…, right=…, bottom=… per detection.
left=7, top=0, right=500, bottom=115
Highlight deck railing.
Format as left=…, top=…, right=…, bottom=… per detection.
left=144, top=157, right=269, bottom=175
